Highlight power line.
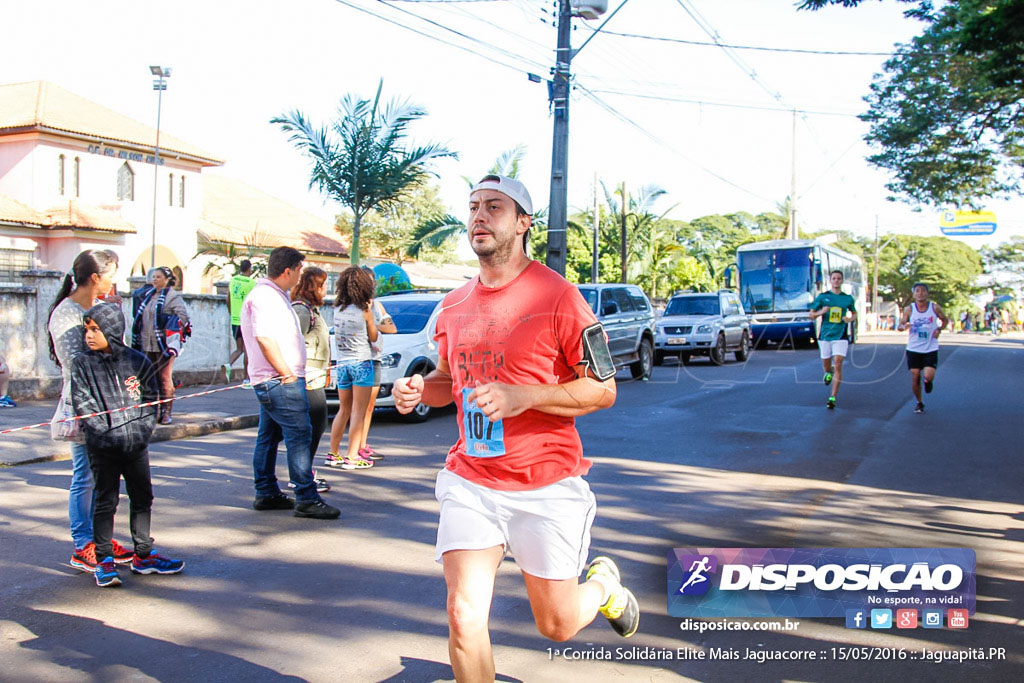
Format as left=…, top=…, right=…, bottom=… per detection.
left=674, top=0, right=787, bottom=107
left=333, top=0, right=548, bottom=76
left=585, top=87, right=862, bottom=117
left=575, top=84, right=775, bottom=204
left=374, top=0, right=551, bottom=72
left=586, top=28, right=930, bottom=57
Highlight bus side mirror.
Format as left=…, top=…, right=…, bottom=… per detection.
left=723, top=266, right=734, bottom=289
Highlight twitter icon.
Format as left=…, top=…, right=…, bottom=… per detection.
left=871, top=609, right=893, bottom=629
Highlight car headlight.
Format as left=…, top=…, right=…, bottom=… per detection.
left=794, top=315, right=811, bottom=322
left=380, top=352, right=401, bottom=368
left=697, top=324, right=712, bottom=333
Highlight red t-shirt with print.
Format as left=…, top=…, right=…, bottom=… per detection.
left=434, top=261, right=600, bottom=491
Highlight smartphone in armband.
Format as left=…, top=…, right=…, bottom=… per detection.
left=581, top=323, right=616, bottom=381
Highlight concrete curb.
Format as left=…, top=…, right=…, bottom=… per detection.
left=0, top=414, right=259, bottom=467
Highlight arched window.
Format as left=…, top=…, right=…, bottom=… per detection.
left=169, top=173, right=175, bottom=206
left=73, top=157, right=80, bottom=197
left=58, top=154, right=65, bottom=195
left=117, top=162, right=134, bottom=201
left=179, top=175, right=185, bottom=207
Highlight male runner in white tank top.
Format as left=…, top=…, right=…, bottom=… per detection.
left=897, top=282, right=949, bottom=413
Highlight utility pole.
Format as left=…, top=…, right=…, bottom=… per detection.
left=592, top=172, right=599, bottom=283
left=788, top=108, right=798, bottom=240
left=545, top=0, right=572, bottom=276
left=149, top=66, right=171, bottom=269
left=619, top=181, right=627, bottom=283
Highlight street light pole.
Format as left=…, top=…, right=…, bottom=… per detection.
left=149, top=65, right=170, bottom=270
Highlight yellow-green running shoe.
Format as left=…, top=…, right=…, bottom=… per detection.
left=586, top=556, right=639, bottom=637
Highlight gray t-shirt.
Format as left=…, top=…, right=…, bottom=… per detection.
left=48, top=297, right=89, bottom=388
left=333, top=304, right=373, bottom=364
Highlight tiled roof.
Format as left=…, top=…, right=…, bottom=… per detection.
left=0, top=81, right=223, bottom=165
left=0, top=193, right=136, bottom=233
left=199, top=174, right=348, bottom=258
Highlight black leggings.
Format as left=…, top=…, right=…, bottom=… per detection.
left=307, top=387, right=327, bottom=461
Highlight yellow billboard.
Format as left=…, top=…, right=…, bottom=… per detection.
left=940, top=210, right=997, bottom=236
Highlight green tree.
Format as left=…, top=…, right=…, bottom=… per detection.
left=877, top=235, right=982, bottom=309
left=272, top=81, right=456, bottom=265
left=800, top=0, right=1024, bottom=206
left=337, top=181, right=451, bottom=265
left=981, top=236, right=1024, bottom=290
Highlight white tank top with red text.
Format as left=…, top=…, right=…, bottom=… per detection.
left=906, top=302, right=939, bottom=353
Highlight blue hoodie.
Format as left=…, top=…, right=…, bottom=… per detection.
left=71, top=302, right=159, bottom=453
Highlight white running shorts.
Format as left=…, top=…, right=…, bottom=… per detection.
left=434, top=468, right=597, bottom=580
left=819, top=339, right=849, bottom=359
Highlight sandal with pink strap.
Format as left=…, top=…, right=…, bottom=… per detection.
left=359, top=447, right=384, bottom=461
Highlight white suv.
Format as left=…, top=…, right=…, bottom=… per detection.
left=654, top=290, right=751, bottom=366
left=328, top=291, right=447, bottom=422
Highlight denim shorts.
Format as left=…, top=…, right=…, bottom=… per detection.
left=336, top=360, right=375, bottom=390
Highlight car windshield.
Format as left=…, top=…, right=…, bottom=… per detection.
left=738, top=248, right=816, bottom=313
left=378, top=299, right=440, bottom=333
left=579, top=288, right=598, bottom=314
left=665, top=296, right=719, bottom=316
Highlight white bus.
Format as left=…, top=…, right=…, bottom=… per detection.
left=734, top=239, right=866, bottom=346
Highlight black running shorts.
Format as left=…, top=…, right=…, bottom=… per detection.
left=906, top=350, right=938, bottom=370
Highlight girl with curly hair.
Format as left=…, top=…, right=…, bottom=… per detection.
left=326, top=266, right=378, bottom=469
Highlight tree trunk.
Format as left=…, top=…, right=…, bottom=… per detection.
left=351, top=211, right=361, bottom=265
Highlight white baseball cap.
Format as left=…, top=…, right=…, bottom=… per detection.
left=470, top=174, right=533, bottom=215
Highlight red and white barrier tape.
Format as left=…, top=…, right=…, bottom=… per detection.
left=0, top=361, right=349, bottom=437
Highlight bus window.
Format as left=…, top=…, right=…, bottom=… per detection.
left=738, top=251, right=772, bottom=313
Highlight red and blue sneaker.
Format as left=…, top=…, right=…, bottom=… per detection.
left=130, top=552, right=185, bottom=575
left=111, top=539, right=134, bottom=565
left=95, top=557, right=122, bottom=588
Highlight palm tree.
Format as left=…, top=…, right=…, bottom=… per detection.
left=272, top=81, right=456, bottom=265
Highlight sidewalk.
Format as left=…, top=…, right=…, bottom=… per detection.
left=0, top=382, right=259, bottom=466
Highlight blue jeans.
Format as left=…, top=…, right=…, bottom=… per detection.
left=69, top=442, right=95, bottom=549
left=252, top=379, right=317, bottom=503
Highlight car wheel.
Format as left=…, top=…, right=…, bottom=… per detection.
left=710, top=334, right=727, bottom=366
left=680, top=352, right=692, bottom=365
left=399, top=363, right=434, bottom=423
left=734, top=331, right=750, bottom=362
left=630, top=338, right=653, bottom=380
left=654, top=350, right=665, bottom=366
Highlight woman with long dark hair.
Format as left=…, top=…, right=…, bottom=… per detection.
left=47, top=248, right=132, bottom=571
left=131, top=266, right=189, bottom=424
left=326, top=266, right=378, bottom=470
left=291, top=266, right=331, bottom=493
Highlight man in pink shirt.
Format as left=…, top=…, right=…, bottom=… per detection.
left=241, top=247, right=339, bottom=520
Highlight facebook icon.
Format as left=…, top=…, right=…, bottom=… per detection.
left=845, top=609, right=867, bottom=629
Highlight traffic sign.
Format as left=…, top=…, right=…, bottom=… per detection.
left=940, top=210, right=996, bottom=236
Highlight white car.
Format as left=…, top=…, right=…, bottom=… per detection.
left=327, top=291, right=447, bottom=422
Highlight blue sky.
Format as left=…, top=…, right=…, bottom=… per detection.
left=5, top=0, right=1021, bottom=249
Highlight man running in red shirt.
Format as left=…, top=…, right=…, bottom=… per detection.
left=393, top=175, right=638, bottom=682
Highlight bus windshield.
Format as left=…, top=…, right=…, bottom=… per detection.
left=738, top=248, right=816, bottom=313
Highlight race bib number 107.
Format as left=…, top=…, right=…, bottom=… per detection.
left=461, top=388, right=506, bottom=458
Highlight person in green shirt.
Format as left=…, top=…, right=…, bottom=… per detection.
left=224, top=260, right=257, bottom=381
left=809, top=270, right=857, bottom=409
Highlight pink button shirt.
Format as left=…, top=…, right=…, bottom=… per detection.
left=240, top=279, right=307, bottom=385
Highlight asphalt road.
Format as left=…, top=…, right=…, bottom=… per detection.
left=1, top=333, right=1022, bottom=682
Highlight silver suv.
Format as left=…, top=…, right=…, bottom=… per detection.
left=654, top=290, right=751, bottom=366
left=577, top=284, right=656, bottom=380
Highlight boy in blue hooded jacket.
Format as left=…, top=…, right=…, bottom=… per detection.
left=71, top=302, right=184, bottom=587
